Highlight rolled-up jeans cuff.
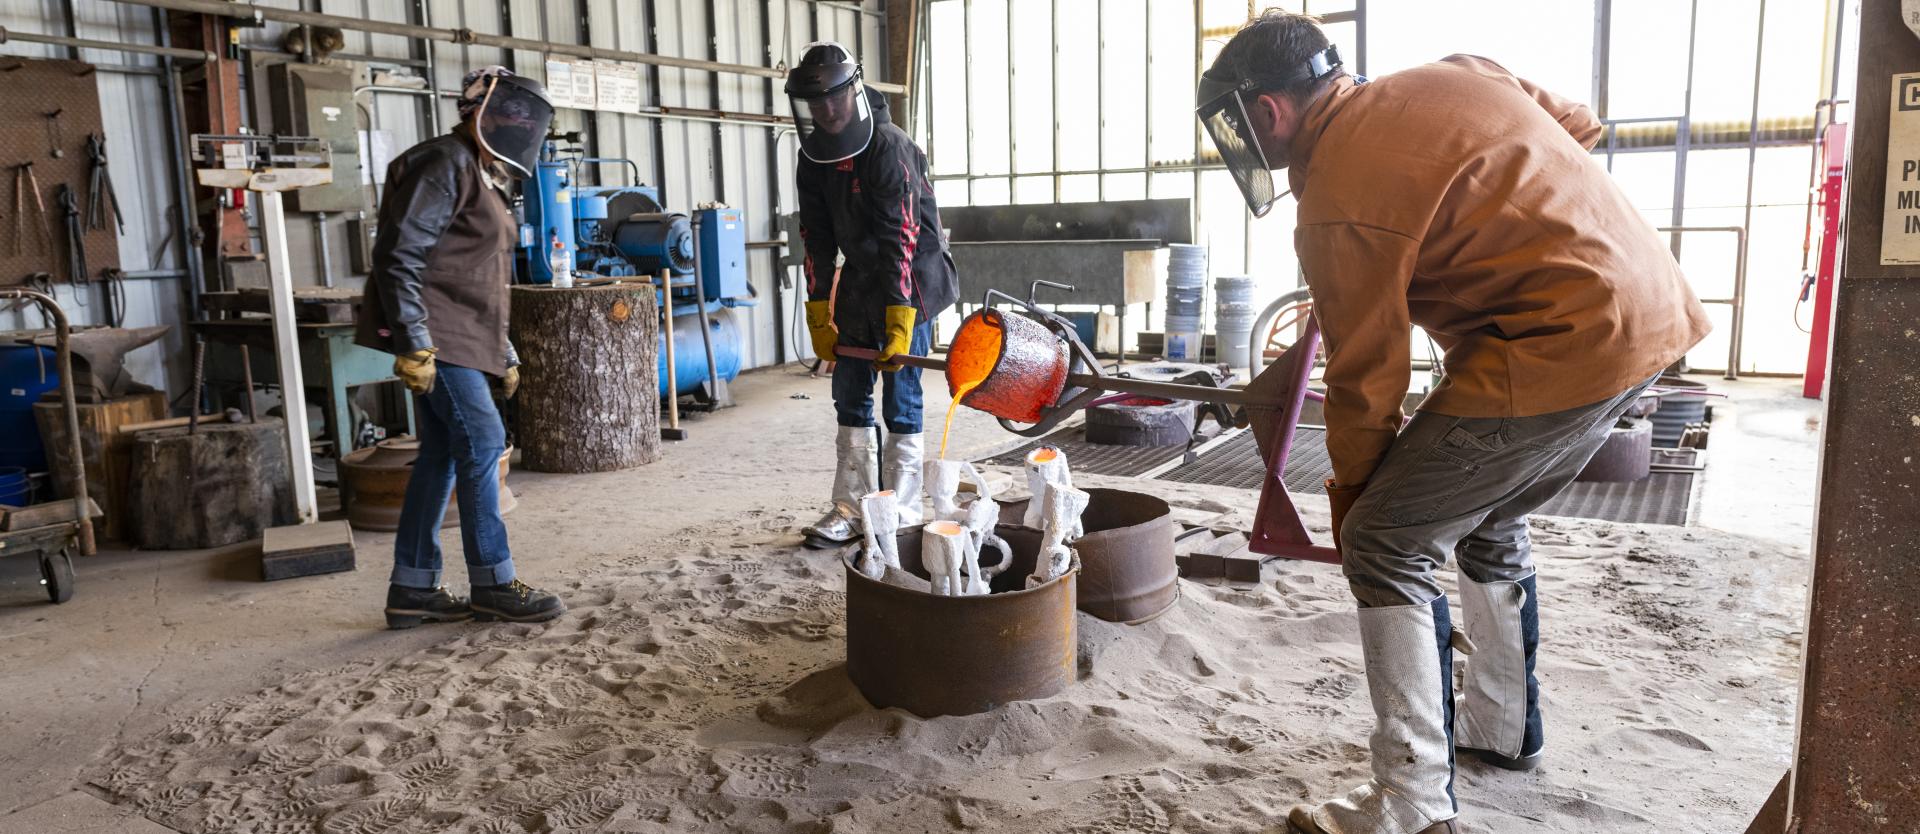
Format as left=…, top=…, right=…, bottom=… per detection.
left=389, top=564, right=444, bottom=589
left=469, top=558, right=516, bottom=587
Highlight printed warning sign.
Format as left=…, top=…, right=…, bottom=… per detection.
left=1881, top=72, right=1920, bottom=264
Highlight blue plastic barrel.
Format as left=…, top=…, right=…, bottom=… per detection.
left=0, top=467, right=29, bottom=507
left=0, top=346, right=59, bottom=472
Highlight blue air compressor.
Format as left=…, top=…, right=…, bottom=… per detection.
left=518, top=142, right=753, bottom=404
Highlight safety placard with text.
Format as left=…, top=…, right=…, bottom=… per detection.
left=1882, top=72, right=1920, bottom=264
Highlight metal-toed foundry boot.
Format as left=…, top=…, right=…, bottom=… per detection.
left=804, top=425, right=878, bottom=544
left=1455, top=573, right=1544, bottom=771
left=884, top=432, right=925, bottom=527
left=1288, top=596, right=1463, bottom=834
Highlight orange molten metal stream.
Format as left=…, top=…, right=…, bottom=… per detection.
left=939, top=318, right=1004, bottom=460
left=940, top=378, right=981, bottom=460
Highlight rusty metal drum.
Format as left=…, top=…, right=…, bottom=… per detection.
left=999, top=487, right=1177, bottom=623
left=947, top=308, right=1071, bottom=424
left=843, top=523, right=1079, bottom=717
left=340, top=437, right=517, bottom=531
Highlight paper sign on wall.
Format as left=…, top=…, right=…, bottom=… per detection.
left=1882, top=71, right=1920, bottom=265
left=569, top=61, right=597, bottom=111
left=544, top=59, right=578, bottom=109
left=596, top=61, right=643, bottom=114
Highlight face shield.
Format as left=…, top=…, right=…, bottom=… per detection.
left=473, top=75, right=555, bottom=180
left=1197, top=75, right=1282, bottom=218
left=1196, top=44, right=1343, bottom=217
left=786, top=50, right=874, bottom=164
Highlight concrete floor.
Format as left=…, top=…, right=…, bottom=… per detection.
left=0, top=370, right=1822, bottom=832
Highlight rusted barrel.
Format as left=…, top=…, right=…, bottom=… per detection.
left=947, top=308, right=1070, bottom=423
left=339, top=437, right=517, bottom=531
left=844, top=523, right=1078, bottom=717
left=1000, top=487, right=1177, bottom=623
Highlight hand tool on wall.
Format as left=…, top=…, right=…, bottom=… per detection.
left=54, top=184, right=90, bottom=309
left=43, top=109, right=66, bottom=159
left=85, top=134, right=124, bottom=235
left=13, top=163, right=48, bottom=256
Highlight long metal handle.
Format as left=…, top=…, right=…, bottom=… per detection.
left=834, top=346, right=1266, bottom=407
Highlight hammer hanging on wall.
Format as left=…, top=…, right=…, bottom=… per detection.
left=12, top=163, right=48, bottom=256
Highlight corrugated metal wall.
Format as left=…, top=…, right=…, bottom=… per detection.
left=2, top=0, right=886, bottom=398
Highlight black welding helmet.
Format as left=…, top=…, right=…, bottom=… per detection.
left=1196, top=43, right=1343, bottom=217
left=786, top=41, right=874, bottom=164
left=470, top=73, right=556, bottom=180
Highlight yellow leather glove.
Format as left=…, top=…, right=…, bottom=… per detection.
left=394, top=347, right=437, bottom=395
left=804, top=300, right=838, bottom=363
left=875, top=305, right=917, bottom=372
left=502, top=366, right=520, bottom=399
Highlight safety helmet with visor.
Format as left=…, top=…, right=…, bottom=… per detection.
left=785, top=41, right=874, bottom=164
left=1195, top=44, right=1343, bottom=217
left=467, top=72, right=556, bottom=180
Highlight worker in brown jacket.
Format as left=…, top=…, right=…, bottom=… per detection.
left=1197, top=11, right=1709, bottom=834
left=358, top=66, right=568, bottom=629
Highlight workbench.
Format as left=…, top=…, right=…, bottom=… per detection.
left=190, top=319, right=413, bottom=472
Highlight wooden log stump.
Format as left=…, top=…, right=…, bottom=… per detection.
left=509, top=284, right=660, bottom=473
left=129, top=418, right=298, bottom=549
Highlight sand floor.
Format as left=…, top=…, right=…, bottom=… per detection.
left=85, top=474, right=1803, bottom=833
left=0, top=370, right=1814, bottom=833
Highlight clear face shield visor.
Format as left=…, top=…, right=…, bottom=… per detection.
left=1197, top=79, right=1281, bottom=219
left=474, top=77, right=555, bottom=179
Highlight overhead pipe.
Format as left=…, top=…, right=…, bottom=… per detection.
left=0, top=25, right=215, bottom=62
left=97, top=0, right=906, bottom=94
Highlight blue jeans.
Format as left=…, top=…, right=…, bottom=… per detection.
left=832, top=321, right=931, bottom=434
left=390, top=362, right=516, bottom=589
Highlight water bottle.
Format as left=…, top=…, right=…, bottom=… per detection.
left=548, top=238, right=574, bottom=289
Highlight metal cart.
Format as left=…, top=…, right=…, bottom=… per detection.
left=0, top=288, right=94, bottom=604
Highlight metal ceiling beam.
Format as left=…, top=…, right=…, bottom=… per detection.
left=96, top=0, right=906, bottom=94
left=0, top=25, right=214, bottom=61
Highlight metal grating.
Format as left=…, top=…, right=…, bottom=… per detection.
left=1533, top=472, right=1698, bottom=526
left=1156, top=427, right=1335, bottom=494
left=982, top=423, right=1697, bottom=527
left=977, top=427, right=1189, bottom=477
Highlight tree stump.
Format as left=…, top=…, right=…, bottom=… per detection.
left=129, top=418, right=298, bottom=549
left=510, top=284, right=661, bottom=473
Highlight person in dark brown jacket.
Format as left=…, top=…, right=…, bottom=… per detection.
left=1197, top=12, right=1709, bottom=834
left=356, top=66, right=567, bottom=629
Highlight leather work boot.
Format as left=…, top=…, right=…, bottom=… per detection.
left=470, top=579, right=567, bottom=623
left=385, top=584, right=472, bottom=629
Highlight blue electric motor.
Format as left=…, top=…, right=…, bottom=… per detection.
left=518, top=143, right=755, bottom=399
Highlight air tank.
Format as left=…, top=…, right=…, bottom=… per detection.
left=659, top=307, right=742, bottom=397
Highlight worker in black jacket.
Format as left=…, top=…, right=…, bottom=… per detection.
left=789, top=42, right=959, bottom=545
left=356, top=66, right=566, bottom=628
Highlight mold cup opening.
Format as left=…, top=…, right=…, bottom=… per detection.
left=1027, top=447, right=1059, bottom=465
left=926, top=520, right=964, bottom=537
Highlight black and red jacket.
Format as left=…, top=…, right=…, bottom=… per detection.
left=796, top=90, right=958, bottom=346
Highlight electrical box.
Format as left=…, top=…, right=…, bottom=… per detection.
left=695, top=207, right=750, bottom=303
left=266, top=61, right=366, bottom=213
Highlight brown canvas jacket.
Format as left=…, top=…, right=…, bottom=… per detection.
left=1286, top=55, right=1711, bottom=486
